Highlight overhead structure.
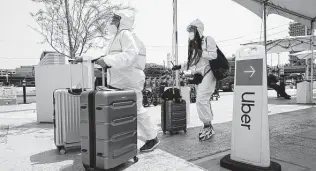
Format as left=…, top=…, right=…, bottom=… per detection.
left=292, top=50, right=316, bottom=59
left=242, top=36, right=316, bottom=54
left=232, top=0, right=315, bottom=103
left=231, top=0, right=316, bottom=27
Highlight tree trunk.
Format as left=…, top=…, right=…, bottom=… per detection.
left=64, top=0, right=74, bottom=59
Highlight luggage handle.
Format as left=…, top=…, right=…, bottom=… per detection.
left=70, top=56, right=108, bottom=90
left=112, top=101, right=135, bottom=107
left=68, top=58, right=85, bottom=92
left=81, top=149, right=88, bottom=153
left=111, top=116, right=136, bottom=126
left=111, top=130, right=136, bottom=142
left=172, top=118, right=186, bottom=122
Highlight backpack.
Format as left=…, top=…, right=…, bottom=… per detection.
left=205, top=37, right=230, bottom=81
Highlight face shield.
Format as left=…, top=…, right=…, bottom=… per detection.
left=106, top=14, right=122, bottom=35
left=187, top=25, right=197, bottom=40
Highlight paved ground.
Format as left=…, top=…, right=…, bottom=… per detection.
left=0, top=90, right=315, bottom=171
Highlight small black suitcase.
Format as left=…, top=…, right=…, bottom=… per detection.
left=161, top=99, right=187, bottom=135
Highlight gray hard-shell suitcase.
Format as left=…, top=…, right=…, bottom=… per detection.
left=161, top=99, right=187, bottom=135
left=79, top=62, right=138, bottom=171
left=53, top=63, right=87, bottom=155
left=53, top=88, right=82, bottom=154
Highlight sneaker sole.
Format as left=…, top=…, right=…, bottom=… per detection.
left=140, top=140, right=160, bottom=152
left=199, top=133, right=215, bottom=141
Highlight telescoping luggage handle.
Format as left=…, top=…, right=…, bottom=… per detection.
left=170, top=61, right=183, bottom=102
left=68, top=58, right=85, bottom=93
left=69, top=56, right=111, bottom=90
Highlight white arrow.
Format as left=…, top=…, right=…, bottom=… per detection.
left=244, top=66, right=256, bottom=77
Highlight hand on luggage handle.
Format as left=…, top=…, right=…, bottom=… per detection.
left=70, top=55, right=112, bottom=88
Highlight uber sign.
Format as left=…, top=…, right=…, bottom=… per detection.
left=220, top=45, right=281, bottom=171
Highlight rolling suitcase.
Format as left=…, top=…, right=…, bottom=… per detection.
left=80, top=64, right=139, bottom=171
left=53, top=62, right=88, bottom=155
left=161, top=89, right=187, bottom=135
left=161, top=75, right=187, bottom=135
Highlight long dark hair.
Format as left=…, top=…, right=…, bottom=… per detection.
left=187, top=31, right=203, bottom=70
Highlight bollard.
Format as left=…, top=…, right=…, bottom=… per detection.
left=22, top=79, right=27, bottom=104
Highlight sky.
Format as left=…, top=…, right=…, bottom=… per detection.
left=0, top=0, right=294, bottom=69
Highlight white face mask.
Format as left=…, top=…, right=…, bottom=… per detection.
left=107, top=24, right=118, bottom=35
left=189, top=32, right=195, bottom=40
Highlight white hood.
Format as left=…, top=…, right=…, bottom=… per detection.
left=189, top=19, right=204, bottom=36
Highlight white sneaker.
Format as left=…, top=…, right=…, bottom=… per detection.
left=198, top=126, right=215, bottom=141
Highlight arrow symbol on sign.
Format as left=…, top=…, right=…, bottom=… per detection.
left=244, top=66, right=256, bottom=77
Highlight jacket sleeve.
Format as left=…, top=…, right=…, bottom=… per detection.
left=103, top=30, right=139, bottom=69
left=202, top=36, right=217, bottom=60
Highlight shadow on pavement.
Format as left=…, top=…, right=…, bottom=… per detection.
left=158, top=107, right=316, bottom=165
left=8, top=122, right=53, bottom=136
left=30, top=148, right=80, bottom=165
left=58, top=154, right=135, bottom=171
left=268, top=96, right=299, bottom=105
left=158, top=123, right=232, bottom=162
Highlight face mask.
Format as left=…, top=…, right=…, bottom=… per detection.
left=107, top=24, right=118, bottom=35
left=189, top=32, right=195, bottom=40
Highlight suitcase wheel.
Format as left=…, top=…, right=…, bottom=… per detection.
left=184, top=129, right=187, bottom=133
left=59, top=147, right=66, bottom=155
left=216, top=97, right=218, bottom=101
left=133, top=156, right=139, bottom=163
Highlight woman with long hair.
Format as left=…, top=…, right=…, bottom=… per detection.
left=185, top=19, right=218, bottom=141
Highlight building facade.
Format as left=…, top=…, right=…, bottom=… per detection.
left=0, top=69, right=16, bottom=77
left=15, top=66, right=35, bottom=77
left=39, top=51, right=66, bottom=65
left=167, top=53, right=173, bottom=69
left=288, top=22, right=312, bottom=66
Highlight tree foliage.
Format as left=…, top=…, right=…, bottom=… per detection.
left=30, top=0, right=134, bottom=58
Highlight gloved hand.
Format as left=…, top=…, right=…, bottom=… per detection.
left=70, top=57, right=83, bottom=64
left=95, top=58, right=111, bottom=69
left=197, top=49, right=203, bottom=57
left=172, top=65, right=182, bottom=71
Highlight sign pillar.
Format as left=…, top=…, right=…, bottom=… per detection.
left=220, top=45, right=281, bottom=171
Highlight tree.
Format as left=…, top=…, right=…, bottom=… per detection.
left=30, top=0, right=134, bottom=58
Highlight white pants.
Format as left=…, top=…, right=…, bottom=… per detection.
left=111, top=82, right=157, bottom=141
left=196, top=71, right=216, bottom=125
left=135, top=89, right=157, bottom=140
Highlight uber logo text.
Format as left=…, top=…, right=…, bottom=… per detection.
left=241, top=92, right=255, bottom=130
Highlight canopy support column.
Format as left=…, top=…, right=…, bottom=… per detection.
left=263, top=1, right=267, bottom=60
left=310, top=21, right=314, bottom=103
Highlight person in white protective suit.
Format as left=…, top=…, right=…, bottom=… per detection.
left=177, top=19, right=217, bottom=141
left=95, top=12, right=159, bottom=152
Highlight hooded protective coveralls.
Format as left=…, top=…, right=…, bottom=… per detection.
left=100, top=13, right=157, bottom=141
left=186, top=19, right=217, bottom=125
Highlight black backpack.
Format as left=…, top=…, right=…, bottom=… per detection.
left=205, top=37, right=230, bottom=81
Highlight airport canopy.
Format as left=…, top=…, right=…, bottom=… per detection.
left=231, top=0, right=316, bottom=27
left=241, top=36, right=316, bottom=54
left=291, top=50, right=316, bottom=59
